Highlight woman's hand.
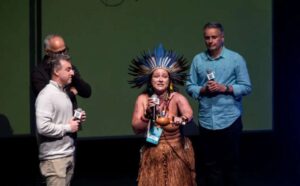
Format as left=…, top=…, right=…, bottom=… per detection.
left=171, top=116, right=188, bottom=125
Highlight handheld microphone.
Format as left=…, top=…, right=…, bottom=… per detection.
left=74, top=108, right=83, bottom=130
left=206, top=69, right=215, bottom=81
left=74, top=108, right=83, bottom=120
left=150, top=94, right=159, bottom=122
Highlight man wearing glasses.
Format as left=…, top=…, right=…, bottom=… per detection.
left=31, top=34, right=92, bottom=108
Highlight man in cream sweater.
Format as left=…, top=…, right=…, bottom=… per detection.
left=35, top=54, right=85, bottom=186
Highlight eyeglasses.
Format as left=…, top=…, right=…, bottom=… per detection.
left=54, top=46, right=69, bottom=55
left=47, top=47, right=69, bottom=57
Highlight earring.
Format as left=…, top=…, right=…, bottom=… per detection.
left=169, top=82, right=174, bottom=92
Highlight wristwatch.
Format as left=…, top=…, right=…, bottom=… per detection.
left=225, top=85, right=230, bottom=93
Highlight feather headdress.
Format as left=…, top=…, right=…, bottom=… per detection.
left=128, top=44, right=189, bottom=88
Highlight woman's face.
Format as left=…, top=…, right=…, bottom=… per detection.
left=151, top=68, right=170, bottom=94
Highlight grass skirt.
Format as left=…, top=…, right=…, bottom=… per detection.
left=137, top=137, right=196, bottom=186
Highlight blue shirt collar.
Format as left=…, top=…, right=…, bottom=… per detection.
left=204, top=46, right=227, bottom=61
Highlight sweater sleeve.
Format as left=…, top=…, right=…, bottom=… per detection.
left=35, top=93, right=72, bottom=138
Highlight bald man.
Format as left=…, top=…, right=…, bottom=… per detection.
left=45, top=35, right=66, bottom=53
left=31, top=34, right=91, bottom=109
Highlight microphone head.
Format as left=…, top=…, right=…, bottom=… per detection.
left=206, top=69, right=215, bottom=81
left=150, top=94, right=159, bottom=105
left=76, top=108, right=83, bottom=112
left=151, top=94, right=157, bottom=99
left=74, top=108, right=83, bottom=120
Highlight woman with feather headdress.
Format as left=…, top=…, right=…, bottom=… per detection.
left=129, top=44, right=197, bottom=186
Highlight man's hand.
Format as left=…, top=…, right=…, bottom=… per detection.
left=69, top=119, right=80, bottom=132
left=70, top=87, right=78, bottom=95
left=206, top=80, right=226, bottom=93
left=80, top=111, right=86, bottom=122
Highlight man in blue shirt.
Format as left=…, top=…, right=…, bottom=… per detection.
left=186, top=22, right=252, bottom=186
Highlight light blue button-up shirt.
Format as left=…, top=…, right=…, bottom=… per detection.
left=186, top=47, right=252, bottom=130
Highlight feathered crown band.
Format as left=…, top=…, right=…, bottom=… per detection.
left=128, top=44, right=189, bottom=88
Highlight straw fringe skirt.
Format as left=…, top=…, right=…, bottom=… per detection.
left=137, top=137, right=196, bottom=186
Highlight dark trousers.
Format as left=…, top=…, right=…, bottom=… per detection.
left=198, top=117, right=243, bottom=186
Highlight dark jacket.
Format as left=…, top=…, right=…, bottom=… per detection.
left=31, top=56, right=92, bottom=109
